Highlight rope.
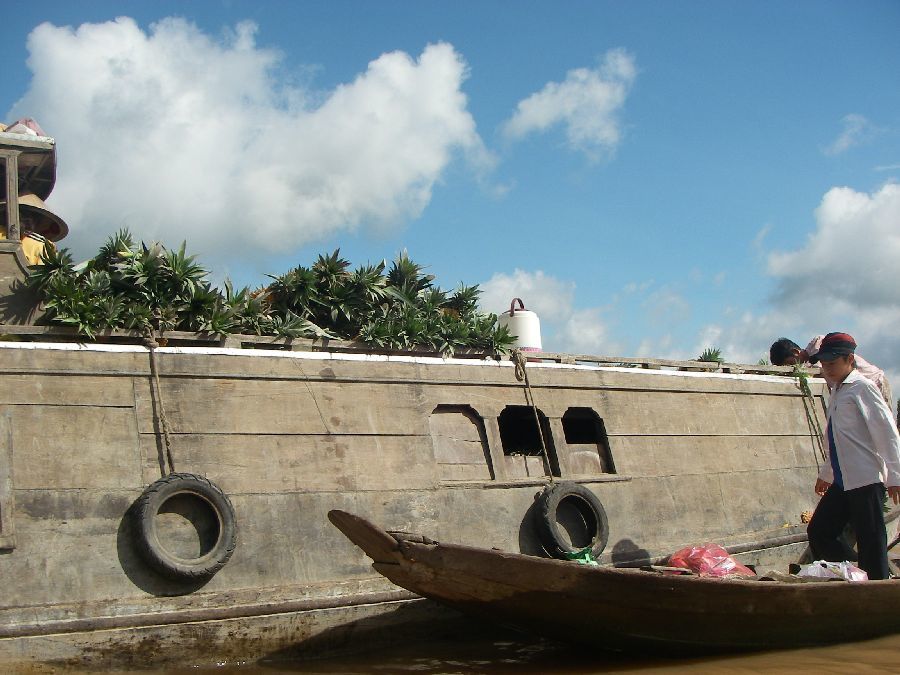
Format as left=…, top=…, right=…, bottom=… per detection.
left=292, top=356, right=333, bottom=435
left=511, top=349, right=554, bottom=484
left=144, top=331, right=176, bottom=475
left=794, top=365, right=827, bottom=465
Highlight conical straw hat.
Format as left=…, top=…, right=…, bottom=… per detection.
left=0, top=192, right=69, bottom=241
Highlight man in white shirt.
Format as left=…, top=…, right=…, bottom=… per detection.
left=805, top=333, right=900, bottom=580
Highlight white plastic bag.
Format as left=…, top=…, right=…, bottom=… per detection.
left=796, top=560, right=868, bottom=582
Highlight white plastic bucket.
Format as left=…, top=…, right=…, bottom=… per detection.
left=498, top=298, right=542, bottom=351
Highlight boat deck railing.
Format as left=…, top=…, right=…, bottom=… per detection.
left=0, top=323, right=815, bottom=378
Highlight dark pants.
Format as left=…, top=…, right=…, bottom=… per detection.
left=807, top=482, right=889, bottom=580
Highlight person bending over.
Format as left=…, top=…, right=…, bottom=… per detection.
left=770, top=335, right=892, bottom=408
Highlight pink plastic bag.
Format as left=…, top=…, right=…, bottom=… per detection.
left=3, top=118, right=46, bottom=136
left=668, top=543, right=756, bottom=577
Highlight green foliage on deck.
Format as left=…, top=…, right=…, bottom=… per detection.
left=697, top=347, right=724, bottom=363
left=26, top=230, right=514, bottom=355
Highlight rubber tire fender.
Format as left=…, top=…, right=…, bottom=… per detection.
left=132, top=472, right=237, bottom=580
left=534, top=481, right=609, bottom=560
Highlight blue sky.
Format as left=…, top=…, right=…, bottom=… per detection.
left=2, top=1, right=899, bottom=378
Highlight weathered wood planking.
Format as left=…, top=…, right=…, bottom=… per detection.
left=5, top=488, right=431, bottom=608
left=3, top=488, right=141, bottom=607
left=609, top=435, right=820, bottom=476
left=0, top=372, right=135, bottom=406
left=595, top=468, right=813, bottom=553
left=0, top=344, right=823, bottom=395
left=0, top=345, right=150, bottom=376
left=132, top=377, right=428, bottom=436
left=428, top=407, right=493, bottom=481
left=420, top=380, right=824, bottom=425
left=594, top=389, right=822, bottom=436
left=0, top=597, right=447, bottom=670
left=138, top=433, right=437, bottom=493
left=0, top=410, right=14, bottom=550
left=7, top=404, right=140, bottom=489
left=0, top=575, right=400, bottom=631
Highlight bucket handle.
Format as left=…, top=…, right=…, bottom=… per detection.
left=509, top=298, right=525, bottom=316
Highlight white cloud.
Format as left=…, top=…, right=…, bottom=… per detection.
left=690, top=312, right=790, bottom=365
left=482, top=185, right=900, bottom=387
left=688, top=183, right=900, bottom=381
left=752, top=223, right=771, bottom=252
left=8, top=18, right=491, bottom=266
left=849, top=306, right=900, bottom=393
left=479, top=269, right=574, bottom=322
left=641, top=286, right=691, bottom=327
left=501, top=49, right=636, bottom=160
left=823, top=113, right=876, bottom=156
left=635, top=336, right=670, bottom=358
left=479, top=269, right=619, bottom=354
left=768, top=183, right=900, bottom=308
left=557, top=308, right=618, bottom=355
left=623, top=279, right=653, bottom=294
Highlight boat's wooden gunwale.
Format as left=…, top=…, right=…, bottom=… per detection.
left=0, top=324, right=816, bottom=376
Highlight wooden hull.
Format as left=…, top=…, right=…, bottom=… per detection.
left=0, top=328, right=863, bottom=668
left=330, top=510, right=900, bottom=654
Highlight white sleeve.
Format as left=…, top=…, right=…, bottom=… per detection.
left=857, top=381, right=900, bottom=487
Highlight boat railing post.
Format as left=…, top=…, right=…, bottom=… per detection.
left=1, top=149, right=22, bottom=241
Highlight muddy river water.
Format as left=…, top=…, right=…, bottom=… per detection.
left=98, top=629, right=898, bottom=674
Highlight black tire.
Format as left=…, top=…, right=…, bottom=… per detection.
left=534, top=482, right=609, bottom=560
left=132, top=473, right=237, bottom=580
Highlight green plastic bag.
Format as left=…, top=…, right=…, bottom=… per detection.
left=563, top=545, right=598, bottom=566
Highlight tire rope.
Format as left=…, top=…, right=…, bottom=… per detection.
left=512, top=349, right=554, bottom=484
left=144, top=331, right=176, bottom=475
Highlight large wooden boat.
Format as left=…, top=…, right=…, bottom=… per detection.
left=329, top=510, right=900, bottom=654
left=0, top=130, right=878, bottom=670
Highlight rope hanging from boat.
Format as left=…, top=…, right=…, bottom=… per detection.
left=144, top=331, right=177, bottom=475
left=793, top=365, right=827, bottom=465
left=291, top=356, right=334, bottom=435
left=889, top=532, right=900, bottom=552
left=512, top=349, right=554, bottom=484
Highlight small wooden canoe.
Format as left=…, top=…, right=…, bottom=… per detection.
left=328, top=510, right=900, bottom=654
